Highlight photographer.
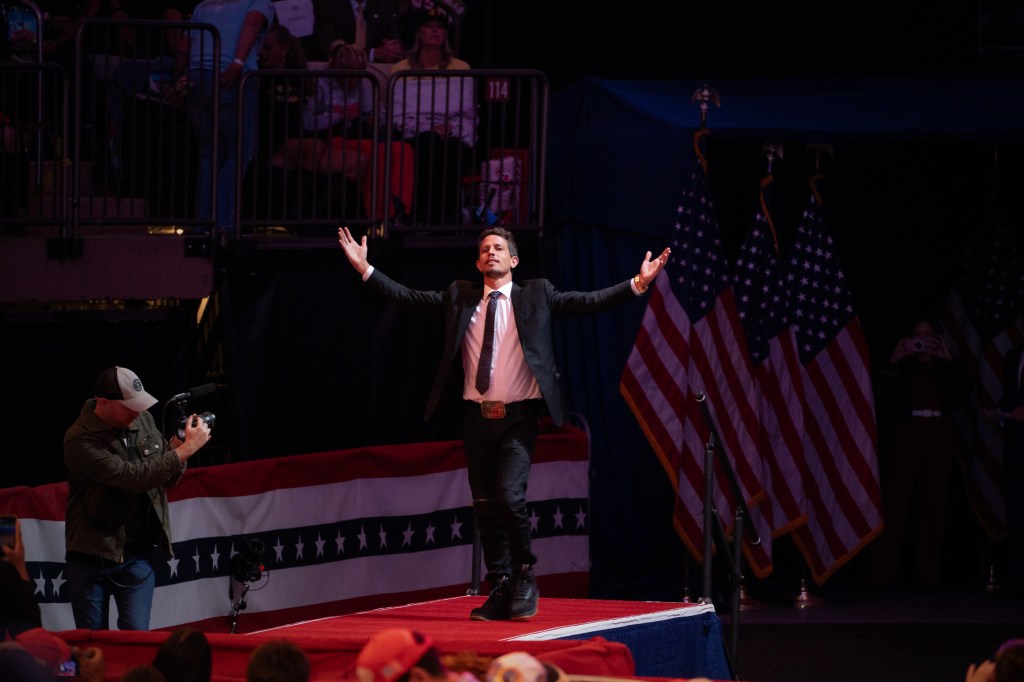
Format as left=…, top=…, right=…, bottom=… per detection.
left=867, top=319, right=973, bottom=592
left=63, top=367, right=211, bottom=630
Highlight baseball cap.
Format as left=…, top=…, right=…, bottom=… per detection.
left=355, top=629, right=434, bottom=682
left=93, top=366, right=158, bottom=412
left=413, top=6, right=450, bottom=30
left=14, top=627, right=72, bottom=675
left=0, top=642, right=55, bottom=682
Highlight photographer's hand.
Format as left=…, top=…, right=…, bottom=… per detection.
left=175, top=414, right=212, bottom=463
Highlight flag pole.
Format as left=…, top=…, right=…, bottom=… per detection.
left=690, top=85, right=720, bottom=176
left=760, top=142, right=782, bottom=252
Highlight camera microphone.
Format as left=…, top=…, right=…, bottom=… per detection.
left=169, top=383, right=216, bottom=403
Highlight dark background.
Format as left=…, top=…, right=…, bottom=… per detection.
left=3, top=0, right=1024, bottom=602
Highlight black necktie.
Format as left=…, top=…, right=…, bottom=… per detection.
left=475, top=291, right=501, bottom=394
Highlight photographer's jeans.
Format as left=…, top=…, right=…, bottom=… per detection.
left=66, top=551, right=157, bottom=630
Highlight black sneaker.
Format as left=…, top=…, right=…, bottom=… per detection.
left=470, top=575, right=511, bottom=621
left=510, top=564, right=539, bottom=620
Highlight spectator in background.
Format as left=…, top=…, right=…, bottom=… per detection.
left=997, top=342, right=1024, bottom=600
left=1, top=519, right=105, bottom=681
left=356, top=628, right=478, bottom=682
left=101, top=0, right=198, bottom=191
left=256, top=23, right=311, bottom=154
left=867, top=317, right=972, bottom=592
left=486, top=653, right=567, bottom=682
left=121, top=666, right=168, bottom=682
left=176, top=0, right=274, bottom=234
left=244, top=23, right=314, bottom=222
left=1, top=518, right=41, bottom=636
left=965, top=638, right=1024, bottom=682
left=310, top=0, right=403, bottom=63
left=247, top=639, right=310, bottom=682
left=152, top=628, right=212, bottom=682
left=389, top=6, right=474, bottom=225
left=394, top=0, right=463, bottom=54
left=271, top=40, right=413, bottom=222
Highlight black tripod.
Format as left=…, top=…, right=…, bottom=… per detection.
left=229, top=579, right=253, bottom=634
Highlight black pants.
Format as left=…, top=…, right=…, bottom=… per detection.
left=463, top=400, right=540, bottom=583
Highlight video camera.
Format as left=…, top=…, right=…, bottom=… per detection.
left=230, top=536, right=266, bottom=583
left=164, top=382, right=217, bottom=441
left=176, top=411, right=216, bottom=440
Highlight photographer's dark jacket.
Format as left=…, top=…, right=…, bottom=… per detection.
left=63, top=400, right=184, bottom=563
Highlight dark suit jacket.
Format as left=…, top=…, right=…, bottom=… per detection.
left=1000, top=345, right=1024, bottom=414
left=311, top=0, right=399, bottom=61
left=365, top=269, right=636, bottom=426
left=1001, top=344, right=1024, bottom=451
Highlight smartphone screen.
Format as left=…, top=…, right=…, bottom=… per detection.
left=0, top=514, right=16, bottom=548
left=57, top=657, right=79, bottom=677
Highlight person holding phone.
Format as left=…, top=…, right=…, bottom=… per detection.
left=1, top=516, right=43, bottom=636
left=63, top=366, right=212, bottom=631
left=867, top=318, right=973, bottom=592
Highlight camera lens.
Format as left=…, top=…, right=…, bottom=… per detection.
left=177, top=411, right=216, bottom=440
left=913, top=340, right=924, bottom=351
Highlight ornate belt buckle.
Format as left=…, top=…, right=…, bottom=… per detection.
left=480, top=401, right=506, bottom=419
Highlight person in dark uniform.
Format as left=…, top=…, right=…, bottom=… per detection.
left=868, top=318, right=972, bottom=591
left=997, top=343, right=1024, bottom=599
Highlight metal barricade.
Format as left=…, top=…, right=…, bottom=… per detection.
left=73, top=18, right=217, bottom=234
left=10, top=13, right=549, bottom=245
left=382, top=68, right=548, bottom=238
left=0, top=60, right=67, bottom=234
left=236, top=68, right=381, bottom=240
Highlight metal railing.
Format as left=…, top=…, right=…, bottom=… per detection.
left=235, top=68, right=383, bottom=238
left=3, top=15, right=548, bottom=246
left=73, top=18, right=217, bottom=234
left=0, top=60, right=68, bottom=232
left=381, top=68, right=548, bottom=240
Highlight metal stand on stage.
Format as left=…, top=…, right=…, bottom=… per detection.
left=695, top=391, right=761, bottom=681
left=228, top=537, right=267, bottom=634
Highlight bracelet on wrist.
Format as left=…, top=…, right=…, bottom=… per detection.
left=633, top=274, right=648, bottom=293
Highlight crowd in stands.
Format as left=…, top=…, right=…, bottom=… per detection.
left=1, top=0, right=519, bottom=235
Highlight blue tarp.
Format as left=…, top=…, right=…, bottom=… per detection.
left=548, top=74, right=1024, bottom=235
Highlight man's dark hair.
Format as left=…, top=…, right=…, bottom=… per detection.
left=121, top=666, right=168, bottom=682
left=394, top=649, right=445, bottom=682
left=247, top=639, right=310, bottom=682
left=478, top=227, right=518, bottom=258
left=996, top=639, right=1024, bottom=682
left=153, top=628, right=212, bottom=682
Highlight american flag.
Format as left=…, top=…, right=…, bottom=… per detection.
left=620, top=157, right=772, bottom=577
left=786, top=193, right=883, bottom=584
left=732, top=206, right=809, bottom=539
left=941, top=220, right=1024, bottom=538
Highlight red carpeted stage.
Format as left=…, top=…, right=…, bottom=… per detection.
left=61, top=596, right=731, bottom=681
